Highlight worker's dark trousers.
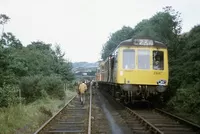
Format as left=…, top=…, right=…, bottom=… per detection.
left=80, top=93, right=85, bottom=105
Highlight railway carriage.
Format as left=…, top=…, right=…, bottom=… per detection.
left=96, top=37, right=169, bottom=104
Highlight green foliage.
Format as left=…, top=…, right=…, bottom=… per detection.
left=17, top=46, right=55, bottom=76
left=168, top=88, right=200, bottom=113
left=38, top=75, right=64, bottom=99
left=133, top=6, right=182, bottom=60
left=167, top=88, right=200, bottom=124
left=101, top=26, right=134, bottom=60
left=0, top=47, right=17, bottom=86
left=0, top=84, right=20, bottom=107
left=101, top=6, right=182, bottom=62
left=0, top=13, right=77, bottom=133
left=0, top=15, right=74, bottom=106
left=0, top=93, right=75, bottom=134
left=19, top=75, right=43, bottom=102
left=0, top=14, right=10, bottom=25
left=20, top=75, right=65, bottom=103
left=0, top=33, right=22, bottom=48
left=166, top=25, right=200, bottom=91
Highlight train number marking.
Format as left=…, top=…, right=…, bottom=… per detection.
left=154, top=72, right=162, bottom=75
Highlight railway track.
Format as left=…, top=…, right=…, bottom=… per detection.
left=123, top=107, right=200, bottom=134
left=100, top=88, right=200, bottom=134
left=34, top=88, right=92, bottom=134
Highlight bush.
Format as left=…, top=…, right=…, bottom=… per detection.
left=0, top=84, right=20, bottom=107
left=0, top=97, right=68, bottom=134
left=38, top=75, right=64, bottom=99
left=20, top=75, right=65, bottom=103
left=19, top=75, right=42, bottom=103
left=167, top=88, right=200, bottom=114
left=65, top=81, right=76, bottom=91
left=167, top=88, right=200, bottom=124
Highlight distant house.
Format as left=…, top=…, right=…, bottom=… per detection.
left=82, top=73, right=87, bottom=76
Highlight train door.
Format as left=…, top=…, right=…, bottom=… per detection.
left=113, top=49, right=118, bottom=83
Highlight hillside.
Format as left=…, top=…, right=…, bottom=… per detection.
left=72, top=62, right=98, bottom=68
left=72, top=62, right=98, bottom=79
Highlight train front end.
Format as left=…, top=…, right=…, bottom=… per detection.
left=116, top=37, right=169, bottom=103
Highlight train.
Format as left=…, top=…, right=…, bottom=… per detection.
left=96, top=36, right=169, bottom=104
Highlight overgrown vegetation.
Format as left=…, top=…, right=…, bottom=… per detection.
left=0, top=13, right=76, bottom=133
left=0, top=90, right=75, bottom=134
left=0, top=14, right=74, bottom=105
left=101, top=6, right=200, bottom=124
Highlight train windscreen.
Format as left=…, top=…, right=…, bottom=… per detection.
left=123, top=49, right=135, bottom=69
left=153, top=51, right=164, bottom=70
left=138, top=49, right=150, bottom=70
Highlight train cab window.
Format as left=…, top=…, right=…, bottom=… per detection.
left=153, top=51, right=164, bottom=70
left=123, top=49, right=135, bottom=69
left=138, top=50, right=150, bottom=70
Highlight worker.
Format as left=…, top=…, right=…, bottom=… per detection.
left=78, top=80, right=87, bottom=105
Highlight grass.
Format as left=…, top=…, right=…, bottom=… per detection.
left=0, top=90, right=76, bottom=134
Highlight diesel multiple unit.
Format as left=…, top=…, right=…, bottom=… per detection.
left=96, top=37, right=169, bottom=104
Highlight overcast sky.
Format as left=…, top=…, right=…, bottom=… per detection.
left=0, top=0, right=199, bottom=62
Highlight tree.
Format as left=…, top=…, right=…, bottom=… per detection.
left=0, top=14, right=10, bottom=25
left=0, top=32, right=22, bottom=48
left=55, top=45, right=65, bottom=60
left=133, top=19, right=160, bottom=39
left=0, top=14, right=10, bottom=38
left=101, top=26, right=134, bottom=60
left=101, top=6, right=183, bottom=61
left=0, top=13, right=75, bottom=105
left=180, top=25, right=200, bottom=86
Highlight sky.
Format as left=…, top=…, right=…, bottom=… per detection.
left=0, top=0, right=199, bottom=62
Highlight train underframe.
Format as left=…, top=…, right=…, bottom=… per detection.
left=97, top=82, right=167, bottom=105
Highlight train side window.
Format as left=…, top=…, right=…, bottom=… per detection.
left=123, top=49, right=135, bottom=69
left=138, top=49, right=150, bottom=70
left=153, top=51, right=164, bottom=70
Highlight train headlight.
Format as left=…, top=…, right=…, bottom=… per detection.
left=157, top=80, right=167, bottom=86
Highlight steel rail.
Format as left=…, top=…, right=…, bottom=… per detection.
left=155, top=108, right=200, bottom=132
left=88, top=85, right=92, bottom=134
left=125, top=107, right=164, bottom=134
left=33, top=95, right=76, bottom=134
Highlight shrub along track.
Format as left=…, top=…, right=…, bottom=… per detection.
left=34, top=89, right=92, bottom=134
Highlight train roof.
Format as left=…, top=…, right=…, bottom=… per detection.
left=117, top=37, right=167, bottom=48
left=103, top=37, right=167, bottom=63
